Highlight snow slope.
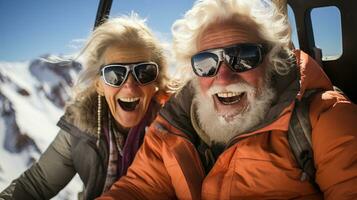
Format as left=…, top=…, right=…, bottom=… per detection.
left=0, top=58, right=82, bottom=199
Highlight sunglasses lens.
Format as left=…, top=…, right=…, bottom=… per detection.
left=225, top=45, right=262, bottom=72
left=102, top=66, right=127, bottom=86
left=191, top=52, right=219, bottom=77
left=134, top=63, right=158, bottom=84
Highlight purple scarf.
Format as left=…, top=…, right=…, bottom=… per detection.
left=102, top=100, right=157, bottom=193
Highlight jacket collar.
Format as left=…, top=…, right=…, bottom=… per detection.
left=61, top=92, right=106, bottom=137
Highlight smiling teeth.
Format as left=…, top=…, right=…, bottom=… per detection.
left=119, top=97, right=140, bottom=102
left=216, top=92, right=242, bottom=98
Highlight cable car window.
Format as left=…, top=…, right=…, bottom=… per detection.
left=311, top=6, right=342, bottom=61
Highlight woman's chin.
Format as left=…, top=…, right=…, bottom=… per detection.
left=113, top=108, right=143, bottom=128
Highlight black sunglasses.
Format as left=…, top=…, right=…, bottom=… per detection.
left=100, top=62, right=159, bottom=87
left=191, top=43, right=267, bottom=77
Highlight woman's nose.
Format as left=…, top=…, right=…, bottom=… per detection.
left=122, top=73, right=138, bottom=87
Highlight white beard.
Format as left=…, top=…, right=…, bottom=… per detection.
left=193, top=76, right=276, bottom=145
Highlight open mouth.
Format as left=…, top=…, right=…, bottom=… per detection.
left=215, top=92, right=245, bottom=105
left=117, top=97, right=140, bottom=111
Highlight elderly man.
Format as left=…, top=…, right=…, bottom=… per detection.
left=99, top=0, right=357, bottom=199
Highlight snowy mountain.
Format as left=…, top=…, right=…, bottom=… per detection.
left=0, top=56, right=83, bottom=199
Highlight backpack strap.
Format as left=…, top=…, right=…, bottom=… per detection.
left=287, top=89, right=321, bottom=190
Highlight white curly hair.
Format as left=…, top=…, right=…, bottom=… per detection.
left=172, top=0, right=294, bottom=83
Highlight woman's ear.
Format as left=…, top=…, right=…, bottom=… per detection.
left=95, top=78, right=105, bottom=96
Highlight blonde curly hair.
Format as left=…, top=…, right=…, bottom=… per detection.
left=69, top=13, right=169, bottom=104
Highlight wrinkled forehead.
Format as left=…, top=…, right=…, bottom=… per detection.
left=103, top=44, right=152, bottom=65
left=197, top=19, right=263, bottom=52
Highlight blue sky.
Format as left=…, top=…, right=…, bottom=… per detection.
left=0, top=1, right=97, bottom=61
left=0, top=0, right=342, bottom=61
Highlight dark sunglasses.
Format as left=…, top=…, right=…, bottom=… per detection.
left=191, top=43, right=267, bottom=77
left=100, top=62, right=159, bottom=87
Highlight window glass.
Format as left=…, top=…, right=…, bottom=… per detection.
left=288, top=5, right=300, bottom=49
left=311, top=6, right=342, bottom=60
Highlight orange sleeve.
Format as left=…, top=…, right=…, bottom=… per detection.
left=311, top=92, right=357, bottom=199
left=97, top=126, right=176, bottom=200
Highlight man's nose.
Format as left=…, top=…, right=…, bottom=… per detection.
left=214, top=62, right=236, bottom=84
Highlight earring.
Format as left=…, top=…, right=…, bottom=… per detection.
left=97, top=94, right=102, bottom=148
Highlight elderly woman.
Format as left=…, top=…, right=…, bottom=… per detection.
left=0, top=14, right=169, bottom=200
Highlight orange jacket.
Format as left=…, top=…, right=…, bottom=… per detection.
left=98, top=50, right=357, bottom=200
